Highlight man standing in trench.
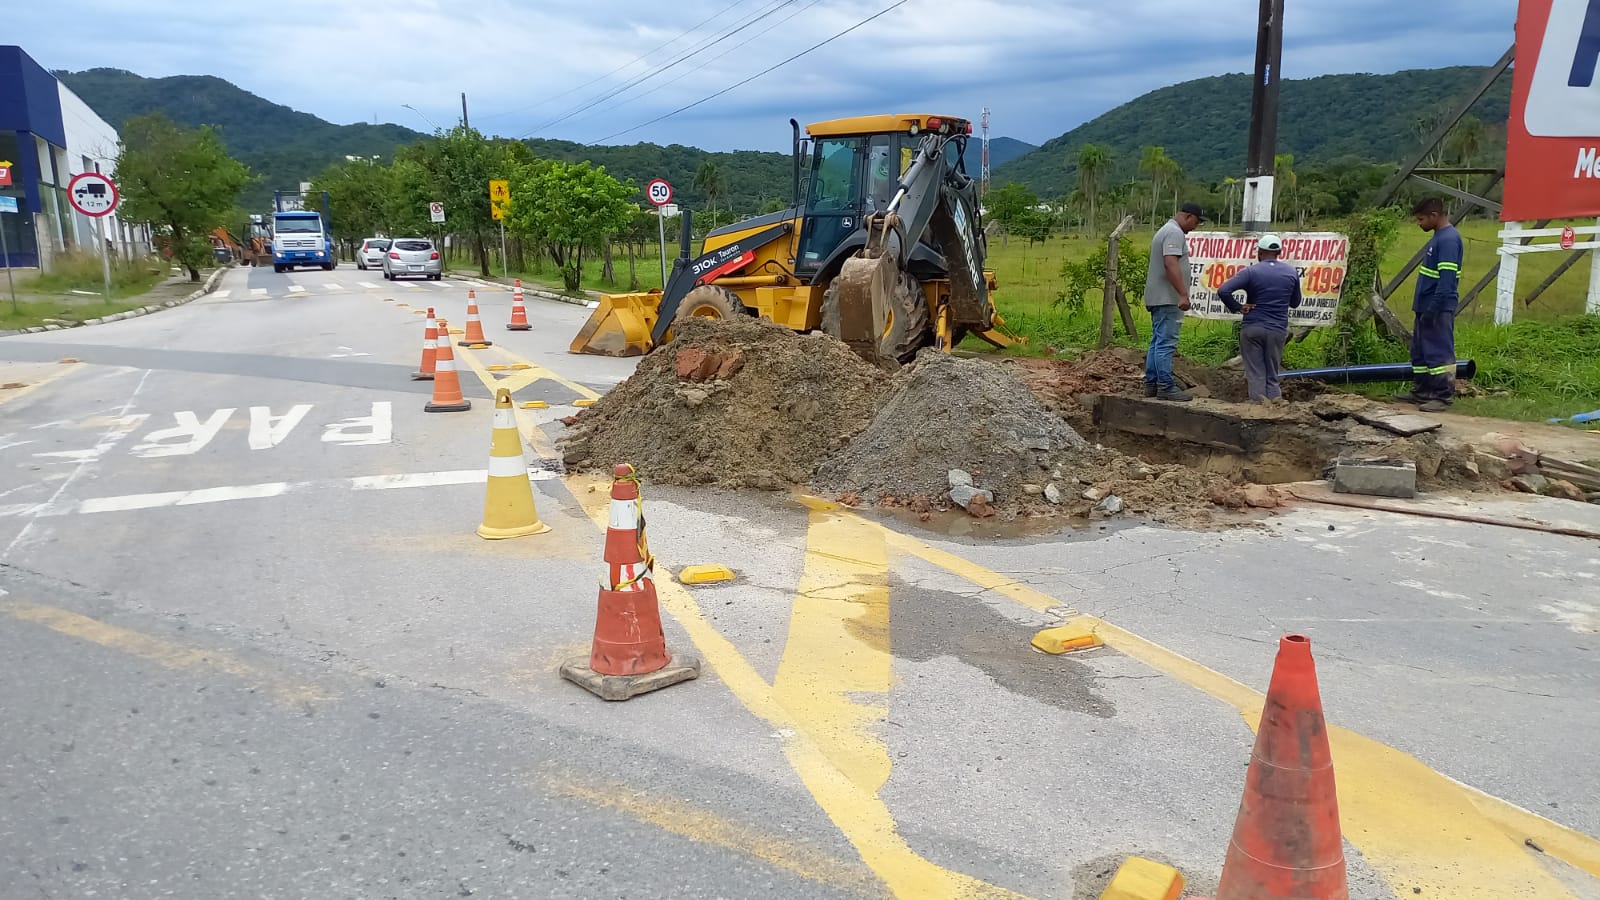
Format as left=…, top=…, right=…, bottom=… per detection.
left=1217, top=234, right=1302, bottom=402
left=1143, top=203, right=1205, bottom=401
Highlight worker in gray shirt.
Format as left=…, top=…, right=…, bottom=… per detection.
left=1217, top=234, right=1303, bottom=403
left=1142, top=202, right=1205, bottom=401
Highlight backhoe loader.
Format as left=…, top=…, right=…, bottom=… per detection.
left=569, top=114, right=1019, bottom=366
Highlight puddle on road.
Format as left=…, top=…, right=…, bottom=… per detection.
left=886, top=576, right=1114, bottom=719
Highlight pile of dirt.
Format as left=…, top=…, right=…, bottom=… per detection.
left=813, top=352, right=1242, bottom=525
left=559, top=317, right=890, bottom=489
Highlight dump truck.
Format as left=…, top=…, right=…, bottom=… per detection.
left=570, top=114, right=1017, bottom=366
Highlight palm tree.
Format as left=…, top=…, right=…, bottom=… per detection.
left=1273, top=153, right=1297, bottom=224
left=1222, top=177, right=1241, bottom=227
left=1139, top=147, right=1181, bottom=225
left=1075, top=144, right=1112, bottom=234
left=694, top=161, right=726, bottom=229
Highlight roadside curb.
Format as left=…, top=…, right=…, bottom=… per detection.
left=446, top=270, right=597, bottom=308
left=0, top=266, right=230, bottom=338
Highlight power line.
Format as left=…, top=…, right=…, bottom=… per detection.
left=563, top=0, right=828, bottom=130
left=589, top=0, right=911, bottom=145
left=519, top=0, right=803, bottom=138
left=476, top=0, right=745, bottom=124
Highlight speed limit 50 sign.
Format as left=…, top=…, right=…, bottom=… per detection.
left=646, top=178, right=673, bottom=207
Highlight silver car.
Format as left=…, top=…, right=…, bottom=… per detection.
left=356, top=237, right=391, bottom=270
left=382, top=238, right=442, bottom=280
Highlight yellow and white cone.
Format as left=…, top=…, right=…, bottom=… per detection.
left=477, top=388, right=551, bottom=539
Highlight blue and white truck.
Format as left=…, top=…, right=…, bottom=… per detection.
left=271, top=190, right=336, bottom=272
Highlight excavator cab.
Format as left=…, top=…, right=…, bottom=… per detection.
left=569, top=114, right=1018, bottom=363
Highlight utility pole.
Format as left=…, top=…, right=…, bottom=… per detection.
left=460, top=93, right=470, bottom=130
left=1242, top=0, right=1284, bottom=232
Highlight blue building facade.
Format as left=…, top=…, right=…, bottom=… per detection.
left=0, top=45, right=69, bottom=268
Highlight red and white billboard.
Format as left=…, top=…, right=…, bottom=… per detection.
left=1505, top=0, right=1600, bottom=220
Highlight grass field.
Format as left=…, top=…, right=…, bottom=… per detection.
left=1, top=252, right=173, bottom=330
left=982, top=219, right=1600, bottom=424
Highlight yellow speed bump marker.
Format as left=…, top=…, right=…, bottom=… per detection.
left=573, top=399, right=596, bottom=408
left=511, top=363, right=533, bottom=370
left=1031, top=623, right=1104, bottom=655
left=396, top=303, right=409, bottom=307
left=678, top=565, right=735, bottom=585
left=449, top=329, right=465, bottom=336
left=487, top=364, right=511, bottom=372
left=1099, top=857, right=1183, bottom=900
left=469, top=343, right=489, bottom=350
left=413, top=310, right=427, bottom=315
left=521, top=401, right=549, bottom=410
left=383, top=298, right=395, bottom=302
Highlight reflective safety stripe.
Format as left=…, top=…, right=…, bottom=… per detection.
left=436, top=358, right=455, bottom=372
left=1418, top=266, right=1440, bottom=278
left=486, top=454, right=528, bottom=478
left=423, top=338, right=436, bottom=349
left=1413, top=366, right=1430, bottom=373
left=492, top=408, right=516, bottom=430
left=1437, top=262, right=1460, bottom=271
left=1427, top=365, right=1453, bottom=375
left=608, top=498, right=638, bottom=529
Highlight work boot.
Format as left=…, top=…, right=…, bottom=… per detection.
left=1156, top=386, right=1194, bottom=402
left=1144, top=382, right=1158, bottom=398
left=1418, top=399, right=1450, bottom=413
left=1391, top=391, right=1423, bottom=404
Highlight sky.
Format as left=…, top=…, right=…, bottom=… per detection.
left=15, top=0, right=1515, bottom=152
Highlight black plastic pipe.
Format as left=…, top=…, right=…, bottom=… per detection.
left=1280, top=360, right=1477, bottom=384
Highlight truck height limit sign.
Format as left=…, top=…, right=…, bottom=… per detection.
left=67, top=172, right=119, bottom=217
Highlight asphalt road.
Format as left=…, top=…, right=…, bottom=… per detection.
left=1, top=263, right=1598, bottom=899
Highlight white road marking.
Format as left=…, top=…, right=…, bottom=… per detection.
left=358, top=281, right=380, bottom=290
left=251, top=288, right=268, bottom=298
left=287, top=285, right=307, bottom=295
left=0, top=466, right=560, bottom=519
left=322, top=402, right=392, bottom=445
left=248, top=405, right=314, bottom=450
left=322, top=283, right=341, bottom=291
left=213, top=289, right=232, bottom=300
left=130, top=409, right=234, bottom=458
left=437, top=280, right=457, bottom=288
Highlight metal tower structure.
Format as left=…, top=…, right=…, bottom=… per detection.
left=980, top=107, right=991, bottom=199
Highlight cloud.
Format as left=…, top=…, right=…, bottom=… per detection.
left=13, top=0, right=1513, bottom=151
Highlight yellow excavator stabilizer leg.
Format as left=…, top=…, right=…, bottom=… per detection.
left=569, top=292, right=660, bottom=357
left=975, top=314, right=1025, bottom=350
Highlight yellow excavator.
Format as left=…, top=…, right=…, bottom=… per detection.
left=569, top=113, right=1019, bottom=366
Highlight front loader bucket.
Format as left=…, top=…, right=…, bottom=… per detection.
left=569, top=292, right=661, bottom=357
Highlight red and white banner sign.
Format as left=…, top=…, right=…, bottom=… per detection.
left=1504, top=0, right=1600, bottom=220
left=1183, top=232, right=1350, bottom=328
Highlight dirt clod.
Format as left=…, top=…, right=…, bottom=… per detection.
left=560, top=317, right=889, bottom=489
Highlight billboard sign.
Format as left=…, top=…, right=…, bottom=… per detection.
left=1505, top=0, right=1600, bottom=220
left=1183, top=232, right=1349, bottom=328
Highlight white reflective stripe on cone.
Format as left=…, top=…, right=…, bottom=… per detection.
left=608, top=498, right=638, bottom=529
left=436, top=358, right=456, bottom=372
left=423, top=338, right=436, bottom=349
left=486, top=454, right=528, bottom=478
left=492, top=408, right=516, bottom=430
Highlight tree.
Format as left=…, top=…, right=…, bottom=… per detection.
left=384, top=158, right=436, bottom=237
left=396, top=126, right=501, bottom=276
left=1221, top=177, right=1241, bottom=227
left=1138, top=146, right=1181, bottom=225
left=115, top=114, right=252, bottom=281
left=694, top=161, right=726, bottom=230
left=1273, top=153, right=1297, bottom=224
left=1075, top=144, right=1112, bottom=234
left=310, top=158, right=393, bottom=251
left=986, top=181, right=1038, bottom=248
left=506, top=160, right=636, bottom=292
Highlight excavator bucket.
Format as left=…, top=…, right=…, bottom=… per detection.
left=831, top=250, right=897, bottom=365
left=568, top=292, right=662, bottom=357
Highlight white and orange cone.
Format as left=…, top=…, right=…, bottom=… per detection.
left=412, top=307, right=438, bottom=381
left=477, top=388, right=549, bottom=539
left=507, top=279, right=532, bottom=331
left=424, top=320, right=471, bottom=413
left=459, top=289, right=492, bottom=347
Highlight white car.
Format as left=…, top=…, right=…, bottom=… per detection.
left=356, top=238, right=391, bottom=270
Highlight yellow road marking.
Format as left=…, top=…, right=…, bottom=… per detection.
left=547, top=774, right=885, bottom=896
left=483, top=344, right=601, bottom=401
left=859, top=509, right=1599, bottom=895
left=566, top=474, right=1021, bottom=899
left=773, top=499, right=892, bottom=794
left=455, top=346, right=559, bottom=461
left=0, top=363, right=83, bottom=409
left=1, top=599, right=327, bottom=709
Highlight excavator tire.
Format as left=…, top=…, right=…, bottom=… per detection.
left=674, top=285, right=747, bottom=324
left=821, top=270, right=930, bottom=366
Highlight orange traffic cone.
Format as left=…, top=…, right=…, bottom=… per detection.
left=560, top=464, right=700, bottom=700
left=507, top=279, right=532, bottom=331
left=459, top=289, right=492, bottom=347
left=1216, top=634, right=1347, bottom=900
left=412, top=307, right=438, bottom=381
left=424, top=321, right=472, bottom=413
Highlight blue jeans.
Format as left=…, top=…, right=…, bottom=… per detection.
left=1145, top=304, right=1184, bottom=389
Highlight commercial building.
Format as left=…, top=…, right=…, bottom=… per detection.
left=0, top=45, right=150, bottom=270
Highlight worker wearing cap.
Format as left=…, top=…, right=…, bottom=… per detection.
left=1143, top=202, right=1206, bottom=402
left=1396, top=197, right=1464, bottom=412
left=1217, top=235, right=1303, bottom=402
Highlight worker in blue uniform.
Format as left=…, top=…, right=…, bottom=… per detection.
left=1395, top=197, right=1464, bottom=412
left=1217, top=234, right=1303, bottom=403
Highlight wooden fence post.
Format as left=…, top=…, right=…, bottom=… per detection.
left=1100, top=215, right=1136, bottom=348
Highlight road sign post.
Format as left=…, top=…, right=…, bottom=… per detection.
left=646, top=179, right=673, bottom=287
left=0, top=195, right=17, bottom=312
left=67, top=172, right=119, bottom=304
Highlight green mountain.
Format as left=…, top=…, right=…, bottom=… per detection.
left=55, top=68, right=426, bottom=211
left=985, top=136, right=1036, bottom=171
left=997, top=65, right=1511, bottom=198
